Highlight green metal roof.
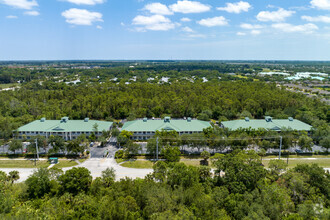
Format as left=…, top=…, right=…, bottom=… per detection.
left=17, top=118, right=113, bottom=132
left=122, top=119, right=211, bottom=132
left=221, top=118, right=312, bottom=131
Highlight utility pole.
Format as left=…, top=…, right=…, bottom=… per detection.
left=36, top=138, right=39, bottom=160
left=156, top=137, right=159, bottom=161
left=279, top=136, right=282, bottom=159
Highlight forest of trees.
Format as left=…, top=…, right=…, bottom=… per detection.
left=0, top=150, right=329, bottom=219
left=0, top=80, right=328, bottom=148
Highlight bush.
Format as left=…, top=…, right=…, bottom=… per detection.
left=115, top=150, right=125, bottom=159
left=162, top=146, right=181, bottom=163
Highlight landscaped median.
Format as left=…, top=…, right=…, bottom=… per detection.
left=0, top=158, right=86, bottom=169
left=116, top=155, right=330, bottom=169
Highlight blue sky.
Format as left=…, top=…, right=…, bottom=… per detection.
left=1, top=0, right=330, bottom=60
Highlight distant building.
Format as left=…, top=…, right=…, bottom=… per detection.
left=221, top=117, right=312, bottom=132
left=122, top=117, right=211, bottom=140
left=16, top=117, right=113, bottom=141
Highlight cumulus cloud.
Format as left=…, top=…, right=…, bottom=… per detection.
left=251, top=30, right=261, bottom=35
left=132, top=14, right=176, bottom=31
left=272, top=23, right=318, bottom=33
left=240, top=23, right=263, bottom=29
left=217, top=1, right=251, bottom=14
left=257, top=8, right=295, bottom=22
left=169, top=0, right=211, bottom=14
left=311, top=0, right=330, bottom=10
left=237, top=32, right=246, bottom=36
left=144, top=3, right=173, bottom=15
left=6, top=15, right=18, bottom=19
left=198, top=16, right=228, bottom=27
left=62, top=0, right=105, bottom=5
left=24, top=10, right=39, bottom=16
left=62, top=8, right=103, bottom=25
left=181, top=17, right=191, bottom=22
left=0, top=0, right=38, bottom=10
left=302, top=15, right=330, bottom=23
left=96, top=25, right=103, bottom=29
left=182, top=26, right=194, bottom=32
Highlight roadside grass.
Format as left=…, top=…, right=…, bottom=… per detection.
left=78, top=158, right=87, bottom=163
left=120, top=160, right=154, bottom=169
left=262, top=159, right=330, bottom=169
left=115, top=158, right=126, bottom=163
left=0, top=160, right=49, bottom=168
left=52, top=160, right=78, bottom=169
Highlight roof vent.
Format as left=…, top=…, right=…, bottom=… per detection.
left=187, top=117, right=192, bottom=122
left=288, top=117, right=293, bottom=121
left=61, top=117, right=69, bottom=123
left=245, top=117, right=250, bottom=122
left=164, top=117, right=171, bottom=123
left=40, top=118, right=46, bottom=122
left=265, top=116, right=272, bottom=122
left=143, top=118, right=147, bottom=122
left=84, top=118, right=89, bottom=122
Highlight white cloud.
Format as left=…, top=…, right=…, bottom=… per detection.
left=272, top=23, right=318, bottom=33
left=144, top=3, right=173, bottom=15
left=62, top=8, right=103, bottom=25
left=217, top=1, right=251, bottom=14
left=96, top=25, right=103, bottom=29
left=62, top=0, right=105, bottom=5
left=133, top=15, right=176, bottom=31
left=240, top=23, right=263, bottom=29
left=251, top=30, right=261, bottom=35
left=169, top=1, right=211, bottom=14
left=24, top=10, right=39, bottom=16
left=181, top=17, right=191, bottom=22
left=237, top=32, right=246, bottom=36
left=257, top=8, right=295, bottom=22
left=1, top=0, right=38, bottom=10
left=6, top=15, right=18, bottom=19
left=186, top=33, right=206, bottom=38
left=182, top=26, right=194, bottom=32
left=311, top=0, right=330, bottom=10
left=198, top=16, right=228, bottom=27
left=302, top=15, right=330, bottom=23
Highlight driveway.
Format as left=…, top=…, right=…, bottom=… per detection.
left=0, top=158, right=152, bottom=183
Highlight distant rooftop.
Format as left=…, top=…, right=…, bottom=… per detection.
left=221, top=117, right=312, bottom=131
left=18, top=117, right=113, bottom=132
left=122, top=117, right=211, bottom=132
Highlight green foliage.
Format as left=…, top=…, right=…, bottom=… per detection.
left=9, top=140, right=22, bottom=154
left=214, top=150, right=267, bottom=193
left=58, top=167, right=92, bottom=195
left=269, top=159, right=288, bottom=176
left=7, top=171, right=20, bottom=184
left=25, top=168, right=56, bottom=199
left=0, top=150, right=329, bottom=219
left=162, top=146, right=181, bottom=163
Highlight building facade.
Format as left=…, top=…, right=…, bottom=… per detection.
left=122, top=117, right=211, bottom=140
left=16, top=117, right=113, bottom=141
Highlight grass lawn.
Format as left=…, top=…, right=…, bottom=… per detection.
left=0, top=160, right=49, bottom=168
left=52, top=160, right=78, bottom=169
left=115, top=158, right=126, bottom=164
left=78, top=158, right=87, bottom=164
left=262, top=159, right=330, bottom=169
left=120, top=160, right=154, bottom=169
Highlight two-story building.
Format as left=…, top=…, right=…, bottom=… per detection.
left=121, top=117, right=211, bottom=140
left=221, top=117, right=312, bottom=132
left=16, top=117, right=113, bottom=141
